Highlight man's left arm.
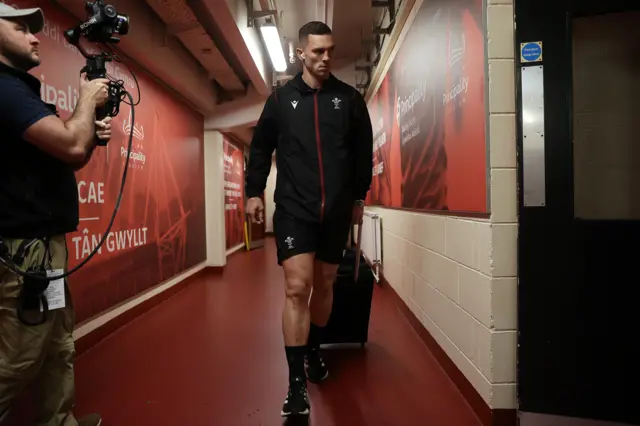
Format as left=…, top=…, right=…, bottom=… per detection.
left=351, top=90, right=374, bottom=203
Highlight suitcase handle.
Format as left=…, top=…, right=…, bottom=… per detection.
left=354, top=222, right=363, bottom=282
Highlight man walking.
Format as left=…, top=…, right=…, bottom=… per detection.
left=245, top=21, right=373, bottom=417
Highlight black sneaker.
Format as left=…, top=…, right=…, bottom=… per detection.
left=281, top=377, right=310, bottom=417
left=305, top=351, right=329, bottom=383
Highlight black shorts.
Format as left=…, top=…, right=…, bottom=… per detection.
left=273, top=208, right=352, bottom=265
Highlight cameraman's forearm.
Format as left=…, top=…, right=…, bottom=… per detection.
left=71, top=144, right=97, bottom=171
left=64, top=96, right=97, bottom=156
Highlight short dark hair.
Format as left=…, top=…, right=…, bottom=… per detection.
left=298, top=21, right=332, bottom=43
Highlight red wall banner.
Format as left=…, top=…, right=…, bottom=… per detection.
left=4, top=0, right=207, bottom=322
left=223, top=138, right=246, bottom=250
left=366, top=0, right=487, bottom=213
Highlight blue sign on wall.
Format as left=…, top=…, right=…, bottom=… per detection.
left=520, top=42, right=543, bottom=63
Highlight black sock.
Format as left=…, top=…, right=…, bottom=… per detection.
left=285, top=345, right=307, bottom=384
left=307, top=323, right=325, bottom=354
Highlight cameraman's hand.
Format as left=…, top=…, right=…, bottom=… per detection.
left=95, top=116, right=112, bottom=142
left=80, top=74, right=110, bottom=107
left=246, top=197, right=265, bottom=224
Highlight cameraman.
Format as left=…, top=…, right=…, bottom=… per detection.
left=0, top=5, right=111, bottom=426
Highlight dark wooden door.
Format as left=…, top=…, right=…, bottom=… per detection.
left=516, top=1, right=640, bottom=424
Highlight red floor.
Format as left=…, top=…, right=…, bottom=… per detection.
left=69, top=238, right=481, bottom=426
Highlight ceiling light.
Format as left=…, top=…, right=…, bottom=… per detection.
left=260, top=24, right=287, bottom=72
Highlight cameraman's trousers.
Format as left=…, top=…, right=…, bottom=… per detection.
left=0, top=235, right=78, bottom=426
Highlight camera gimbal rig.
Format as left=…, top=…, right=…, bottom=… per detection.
left=64, top=0, right=131, bottom=145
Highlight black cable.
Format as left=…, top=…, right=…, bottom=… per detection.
left=106, top=47, right=141, bottom=107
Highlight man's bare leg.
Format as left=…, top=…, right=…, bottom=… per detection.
left=306, top=260, right=340, bottom=383
left=282, top=253, right=314, bottom=348
left=280, top=253, right=314, bottom=416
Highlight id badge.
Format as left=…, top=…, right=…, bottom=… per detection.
left=42, top=269, right=66, bottom=311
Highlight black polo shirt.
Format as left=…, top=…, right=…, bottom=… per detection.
left=0, top=62, right=79, bottom=238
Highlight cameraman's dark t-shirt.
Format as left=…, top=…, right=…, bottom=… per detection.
left=0, top=62, right=79, bottom=238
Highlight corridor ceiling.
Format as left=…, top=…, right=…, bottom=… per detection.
left=53, top=0, right=390, bottom=144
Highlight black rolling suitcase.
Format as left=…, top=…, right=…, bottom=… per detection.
left=322, top=226, right=375, bottom=348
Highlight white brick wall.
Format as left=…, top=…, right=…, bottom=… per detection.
left=367, top=207, right=517, bottom=409
left=487, top=0, right=518, bottom=408
left=365, top=0, right=519, bottom=411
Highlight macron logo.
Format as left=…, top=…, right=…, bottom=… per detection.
left=291, top=100, right=298, bottom=109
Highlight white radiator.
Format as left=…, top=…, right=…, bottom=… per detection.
left=355, top=211, right=382, bottom=282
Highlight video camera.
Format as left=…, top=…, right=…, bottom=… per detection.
left=65, top=1, right=130, bottom=45
left=63, top=0, right=133, bottom=145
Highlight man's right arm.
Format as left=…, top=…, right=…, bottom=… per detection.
left=245, top=91, right=279, bottom=198
left=0, top=77, right=97, bottom=166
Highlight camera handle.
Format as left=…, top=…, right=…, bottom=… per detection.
left=82, top=54, right=115, bottom=146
